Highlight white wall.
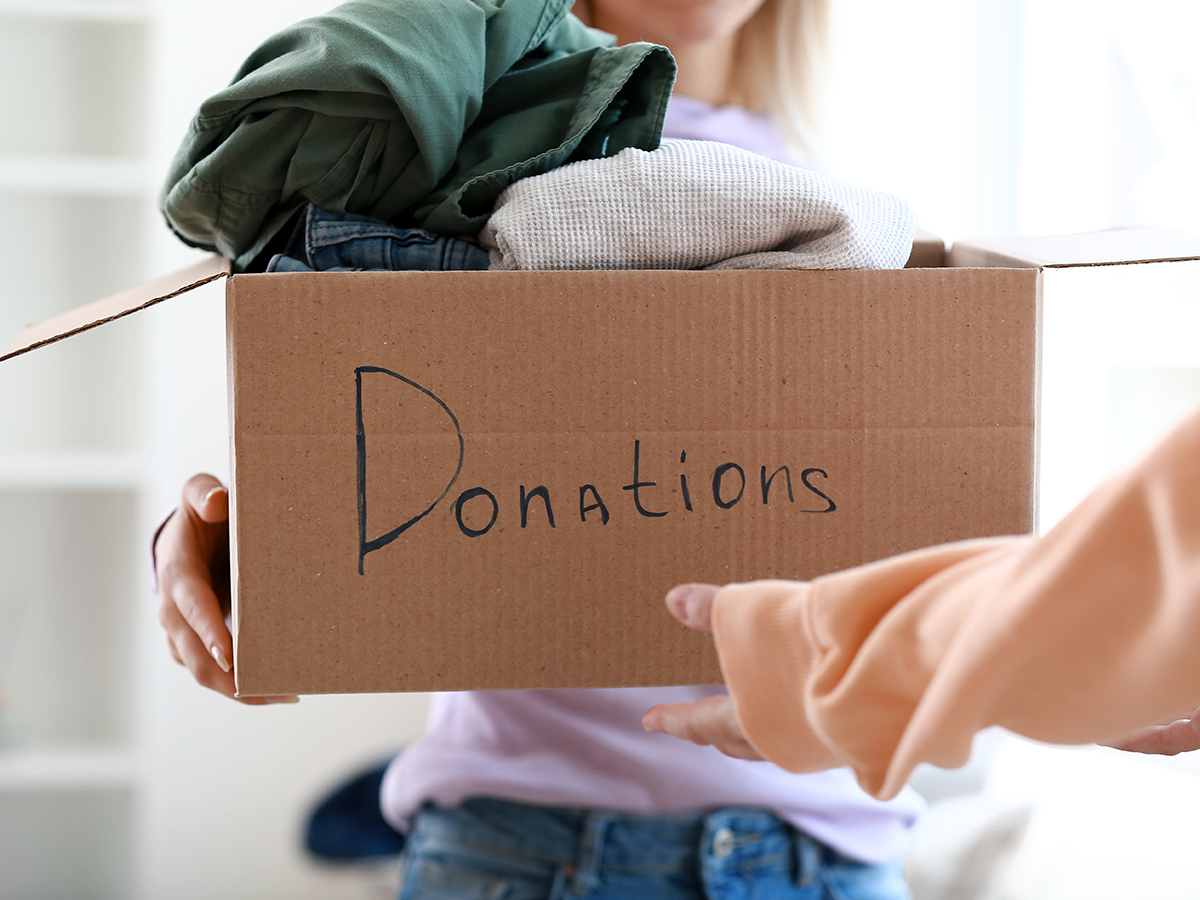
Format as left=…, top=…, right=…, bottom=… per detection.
left=824, top=0, right=1024, bottom=241
left=825, top=0, right=1200, bottom=243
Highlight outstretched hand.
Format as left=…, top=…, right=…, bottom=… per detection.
left=155, top=473, right=297, bottom=705
left=641, top=583, right=763, bottom=761
left=648, top=583, right=1200, bottom=761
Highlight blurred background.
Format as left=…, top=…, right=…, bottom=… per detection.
left=0, top=0, right=1197, bottom=897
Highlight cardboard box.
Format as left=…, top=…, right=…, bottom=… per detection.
left=6, top=229, right=1198, bottom=695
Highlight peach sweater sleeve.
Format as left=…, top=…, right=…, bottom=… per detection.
left=712, top=405, right=1200, bottom=801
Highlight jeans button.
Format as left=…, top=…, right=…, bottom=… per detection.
left=712, top=826, right=735, bottom=858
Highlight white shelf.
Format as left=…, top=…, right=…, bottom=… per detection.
left=0, top=0, right=148, bottom=22
left=0, top=746, right=140, bottom=791
left=0, top=452, right=144, bottom=489
left=0, top=155, right=149, bottom=197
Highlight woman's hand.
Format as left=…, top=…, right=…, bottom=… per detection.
left=641, top=583, right=762, bottom=760
left=155, top=473, right=297, bottom=705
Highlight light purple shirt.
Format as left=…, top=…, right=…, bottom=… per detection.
left=662, top=95, right=793, bottom=164
left=379, top=99, right=924, bottom=864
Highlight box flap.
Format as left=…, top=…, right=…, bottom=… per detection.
left=948, top=227, right=1200, bottom=269
left=905, top=229, right=946, bottom=268
left=1, top=254, right=230, bottom=362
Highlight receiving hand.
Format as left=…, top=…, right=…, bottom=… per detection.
left=1105, top=705, right=1200, bottom=755
left=644, top=585, right=1200, bottom=765
left=641, top=583, right=762, bottom=761
left=155, top=473, right=297, bottom=705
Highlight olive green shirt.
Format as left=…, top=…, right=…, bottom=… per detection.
left=160, top=0, right=675, bottom=270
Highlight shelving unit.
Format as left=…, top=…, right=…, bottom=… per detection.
left=0, top=3, right=436, bottom=897
left=0, top=2, right=151, bottom=897
left=0, top=0, right=147, bottom=22
left=0, top=155, right=149, bottom=196
left=0, top=452, right=144, bottom=490
left=0, top=787, right=135, bottom=898
left=0, top=746, right=141, bottom=792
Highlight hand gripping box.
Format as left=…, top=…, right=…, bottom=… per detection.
left=6, top=229, right=1198, bottom=696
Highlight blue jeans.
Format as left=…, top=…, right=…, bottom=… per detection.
left=266, top=204, right=491, bottom=272
left=395, top=799, right=909, bottom=900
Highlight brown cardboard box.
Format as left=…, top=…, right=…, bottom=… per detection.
left=5, top=229, right=1198, bottom=695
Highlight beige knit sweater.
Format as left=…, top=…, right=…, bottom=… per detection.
left=712, top=403, right=1200, bottom=800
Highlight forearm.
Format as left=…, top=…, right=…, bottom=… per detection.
left=714, top=405, right=1200, bottom=799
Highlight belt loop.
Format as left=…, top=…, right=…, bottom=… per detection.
left=569, top=811, right=613, bottom=898
left=791, top=830, right=820, bottom=888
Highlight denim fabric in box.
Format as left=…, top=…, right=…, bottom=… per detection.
left=267, top=206, right=490, bottom=273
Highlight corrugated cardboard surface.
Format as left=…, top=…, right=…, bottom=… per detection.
left=905, top=230, right=946, bottom=269
left=1, top=255, right=230, bottom=362
left=227, top=268, right=1039, bottom=695
left=949, top=227, right=1200, bottom=269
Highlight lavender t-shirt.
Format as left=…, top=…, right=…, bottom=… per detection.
left=379, top=99, right=924, bottom=865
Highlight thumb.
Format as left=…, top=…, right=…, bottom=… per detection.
left=664, top=583, right=720, bottom=633
left=182, top=473, right=228, bottom=524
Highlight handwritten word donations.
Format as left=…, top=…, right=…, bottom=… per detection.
left=452, top=440, right=836, bottom=539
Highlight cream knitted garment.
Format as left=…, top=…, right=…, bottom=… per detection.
left=479, top=140, right=915, bottom=271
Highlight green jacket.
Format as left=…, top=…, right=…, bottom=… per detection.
left=160, top=0, right=675, bottom=270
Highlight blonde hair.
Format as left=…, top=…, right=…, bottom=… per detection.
left=729, top=0, right=832, bottom=164
left=571, top=0, right=832, bottom=164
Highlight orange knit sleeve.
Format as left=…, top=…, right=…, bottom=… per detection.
left=713, top=406, right=1200, bottom=799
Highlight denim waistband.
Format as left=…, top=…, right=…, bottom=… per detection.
left=411, top=797, right=832, bottom=885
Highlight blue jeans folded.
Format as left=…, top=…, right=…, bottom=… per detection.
left=396, top=798, right=909, bottom=900
left=266, top=205, right=491, bottom=272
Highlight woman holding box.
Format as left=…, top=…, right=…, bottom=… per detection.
left=155, top=1, right=922, bottom=897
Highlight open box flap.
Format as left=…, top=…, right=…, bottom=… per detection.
left=1, top=254, right=230, bottom=362
left=948, top=227, right=1200, bottom=269
left=906, top=229, right=946, bottom=268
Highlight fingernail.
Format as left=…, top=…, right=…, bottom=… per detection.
left=203, top=486, right=226, bottom=507
left=265, top=695, right=300, bottom=704
left=211, top=645, right=231, bottom=673
left=665, top=585, right=690, bottom=619
left=667, top=585, right=699, bottom=626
